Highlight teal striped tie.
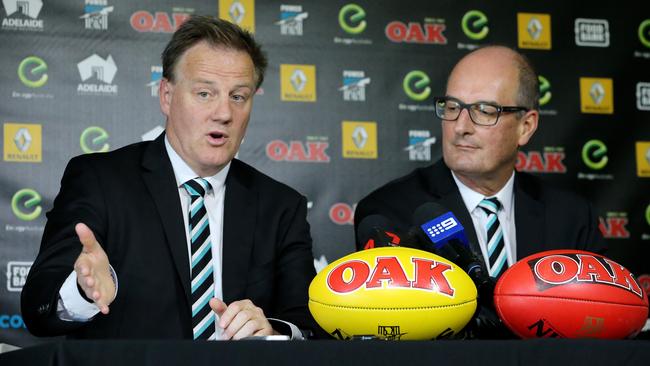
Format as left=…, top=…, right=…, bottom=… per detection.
left=183, top=178, right=215, bottom=340
left=478, top=198, right=507, bottom=279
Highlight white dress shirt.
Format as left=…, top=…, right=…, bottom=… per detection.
left=451, top=171, right=517, bottom=269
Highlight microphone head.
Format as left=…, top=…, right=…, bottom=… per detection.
left=412, top=202, right=469, bottom=249
left=356, top=214, right=400, bottom=251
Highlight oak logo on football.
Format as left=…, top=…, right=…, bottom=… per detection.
left=326, top=256, right=455, bottom=296
left=529, top=253, right=643, bottom=298
left=266, top=137, right=330, bottom=163
left=516, top=147, right=566, bottom=174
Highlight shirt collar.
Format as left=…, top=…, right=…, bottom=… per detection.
left=164, top=135, right=230, bottom=192
left=451, top=170, right=515, bottom=219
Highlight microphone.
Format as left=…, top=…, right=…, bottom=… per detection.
left=355, top=214, right=418, bottom=251
left=410, top=202, right=491, bottom=299
left=411, top=202, right=508, bottom=339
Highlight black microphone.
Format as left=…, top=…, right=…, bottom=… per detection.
left=410, top=202, right=492, bottom=301
left=355, top=214, right=418, bottom=251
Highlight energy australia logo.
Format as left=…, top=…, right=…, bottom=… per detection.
left=276, top=4, right=308, bottom=36
left=80, top=0, right=113, bottom=30
left=405, top=130, right=435, bottom=161
left=339, top=70, right=370, bottom=101
left=147, top=65, right=163, bottom=97
left=77, top=54, right=118, bottom=96
left=1, top=0, right=43, bottom=31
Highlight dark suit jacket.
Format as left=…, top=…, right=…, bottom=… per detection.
left=354, top=159, right=606, bottom=261
left=21, top=134, right=321, bottom=339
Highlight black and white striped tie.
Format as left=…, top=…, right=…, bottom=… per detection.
left=183, top=178, right=215, bottom=340
left=478, top=198, right=507, bottom=279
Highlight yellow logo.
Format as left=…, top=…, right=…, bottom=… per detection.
left=219, top=0, right=255, bottom=33
left=580, top=77, right=613, bottom=114
left=4, top=123, right=42, bottom=163
left=281, top=64, right=316, bottom=102
left=342, top=121, right=377, bottom=159
left=517, top=13, right=551, bottom=50
left=636, top=141, right=650, bottom=177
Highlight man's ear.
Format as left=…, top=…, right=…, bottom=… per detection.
left=159, top=78, right=173, bottom=117
left=517, top=109, right=539, bottom=147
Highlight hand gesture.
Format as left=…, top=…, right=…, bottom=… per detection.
left=74, top=223, right=116, bottom=314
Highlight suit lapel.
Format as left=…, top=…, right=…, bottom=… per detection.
left=514, top=174, right=545, bottom=260
left=141, top=134, right=191, bottom=304
left=222, top=160, right=256, bottom=304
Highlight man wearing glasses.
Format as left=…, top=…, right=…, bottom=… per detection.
left=354, top=46, right=605, bottom=337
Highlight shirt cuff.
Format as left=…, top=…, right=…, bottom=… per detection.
left=267, top=318, right=305, bottom=340
left=57, top=266, right=119, bottom=322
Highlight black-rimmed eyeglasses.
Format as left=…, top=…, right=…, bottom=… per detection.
left=434, top=96, right=529, bottom=126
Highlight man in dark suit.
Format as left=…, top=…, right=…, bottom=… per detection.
left=22, top=16, right=321, bottom=340
left=354, top=46, right=605, bottom=337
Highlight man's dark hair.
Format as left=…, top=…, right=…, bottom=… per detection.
left=162, top=15, right=267, bottom=88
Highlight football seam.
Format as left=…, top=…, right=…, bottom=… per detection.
left=308, top=299, right=477, bottom=310
left=495, top=294, right=648, bottom=307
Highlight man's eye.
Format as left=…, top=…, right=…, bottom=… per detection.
left=198, top=92, right=209, bottom=98
left=232, top=94, right=247, bottom=102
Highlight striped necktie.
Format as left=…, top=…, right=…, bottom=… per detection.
left=183, top=178, right=215, bottom=340
left=478, top=198, right=507, bottom=279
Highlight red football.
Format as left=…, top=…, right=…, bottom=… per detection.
left=494, top=249, right=649, bottom=339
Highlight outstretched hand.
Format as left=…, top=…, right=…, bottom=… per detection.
left=74, top=223, right=115, bottom=314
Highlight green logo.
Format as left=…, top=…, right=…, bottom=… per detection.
left=11, top=188, right=42, bottom=221
left=80, top=126, right=110, bottom=153
left=18, top=56, right=48, bottom=88
left=461, top=10, right=488, bottom=40
left=538, top=75, right=551, bottom=106
left=639, top=19, right=650, bottom=48
left=339, top=4, right=366, bottom=34
left=403, top=71, right=431, bottom=101
left=645, top=204, right=650, bottom=226
left=582, top=139, right=608, bottom=170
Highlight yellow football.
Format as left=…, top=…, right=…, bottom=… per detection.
left=309, top=247, right=477, bottom=340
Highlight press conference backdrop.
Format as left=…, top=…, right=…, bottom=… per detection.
left=1, top=0, right=649, bottom=346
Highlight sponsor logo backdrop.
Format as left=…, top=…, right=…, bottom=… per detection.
left=1, top=0, right=648, bottom=345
